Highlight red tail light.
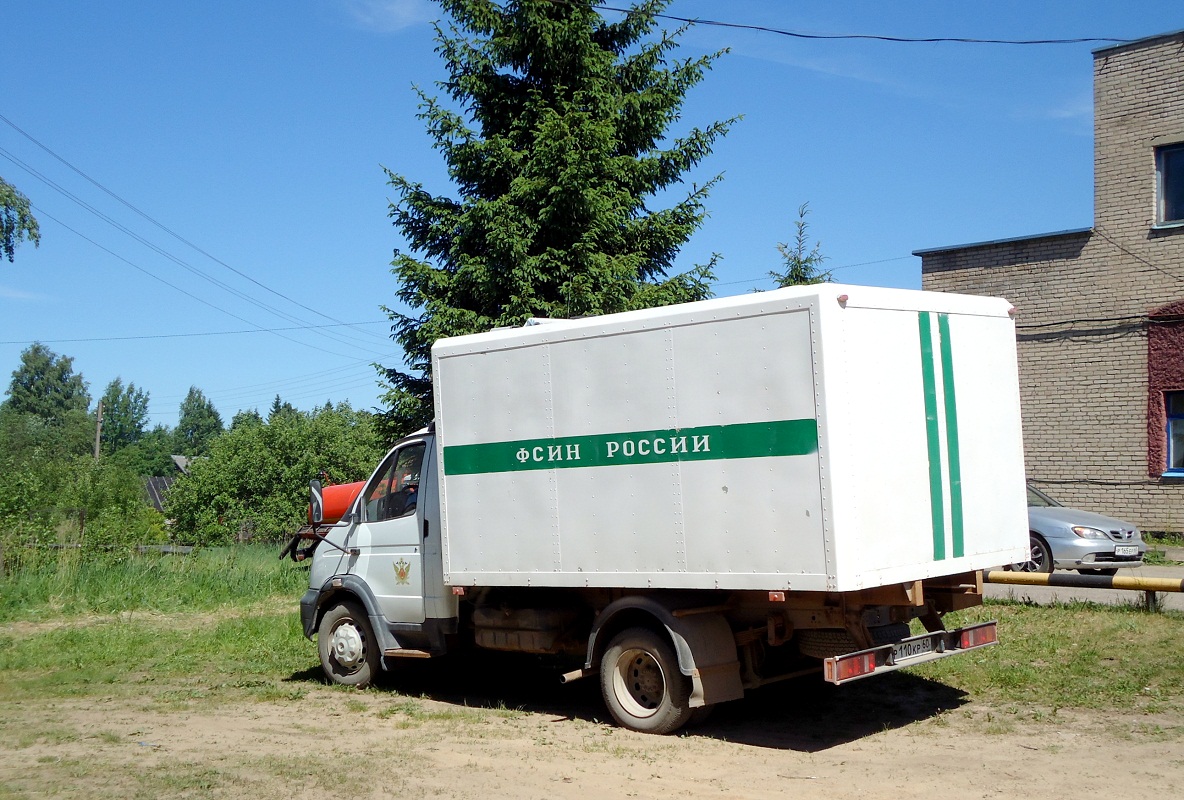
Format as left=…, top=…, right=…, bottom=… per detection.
left=959, top=623, right=997, bottom=649
left=826, top=652, right=876, bottom=683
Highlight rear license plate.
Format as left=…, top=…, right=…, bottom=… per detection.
left=891, top=636, right=935, bottom=663
left=1114, top=545, right=1139, bottom=557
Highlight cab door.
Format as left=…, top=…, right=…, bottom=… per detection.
left=349, top=439, right=428, bottom=624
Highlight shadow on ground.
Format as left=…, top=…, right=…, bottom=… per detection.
left=285, top=651, right=968, bottom=752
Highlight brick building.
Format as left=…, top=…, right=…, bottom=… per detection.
left=917, top=30, right=1184, bottom=533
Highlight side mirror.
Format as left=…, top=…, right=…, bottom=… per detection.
left=309, top=479, right=324, bottom=526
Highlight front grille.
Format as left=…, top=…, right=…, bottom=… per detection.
left=1104, top=529, right=1135, bottom=542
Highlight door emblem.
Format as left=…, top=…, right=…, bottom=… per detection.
left=394, top=558, right=411, bottom=585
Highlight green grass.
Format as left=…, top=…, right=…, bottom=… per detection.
left=1144, top=548, right=1173, bottom=566
left=0, top=609, right=311, bottom=705
left=911, top=600, right=1184, bottom=713
left=2, top=549, right=1183, bottom=719
left=1146, top=531, right=1184, bottom=548
left=0, top=544, right=312, bottom=714
left=2, top=551, right=1184, bottom=798
left=0, top=544, right=306, bottom=623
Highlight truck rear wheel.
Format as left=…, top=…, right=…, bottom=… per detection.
left=600, top=627, right=693, bottom=735
left=318, top=601, right=379, bottom=688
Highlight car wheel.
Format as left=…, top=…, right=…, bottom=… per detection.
left=1012, top=534, right=1054, bottom=573
left=318, top=601, right=380, bottom=688
left=600, top=627, right=693, bottom=735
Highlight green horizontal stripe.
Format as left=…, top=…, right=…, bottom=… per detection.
left=442, top=419, right=818, bottom=476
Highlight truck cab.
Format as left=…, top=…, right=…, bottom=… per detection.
left=301, top=429, right=457, bottom=686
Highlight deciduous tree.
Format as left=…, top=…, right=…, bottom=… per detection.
left=166, top=404, right=383, bottom=544
left=175, top=387, right=223, bottom=457
left=3, top=343, right=90, bottom=422
left=0, top=177, right=40, bottom=263
left=109, top=423, right=178, bottom=477
left=99, top=377, right=150, bottom=455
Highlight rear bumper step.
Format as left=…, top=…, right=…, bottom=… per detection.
left=823, top=621, right=998, bottom=684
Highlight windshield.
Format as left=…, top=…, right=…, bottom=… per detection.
left=1026, top=485, right=1061, bottom=508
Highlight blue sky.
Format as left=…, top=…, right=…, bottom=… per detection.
left=2, top=1, right=1181, bottom=429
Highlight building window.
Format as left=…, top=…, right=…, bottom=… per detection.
left=1168, top=392, right=1184, bottom=474
left=1158, top=143, right=1184, bottom=225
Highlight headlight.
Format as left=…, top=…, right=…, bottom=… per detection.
left=1071, top=526, right=1106, bottom=539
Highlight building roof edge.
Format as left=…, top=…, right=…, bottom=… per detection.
left=912, top=227, right=1093, bottom=257
left=1092, top=28, right=1184, bottom=56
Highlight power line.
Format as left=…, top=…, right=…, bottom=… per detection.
left=0, top=112, right=390, bottom=344
left=2, top=147, right=379, bottom=352
left=587, top=3, right=1129, bottom=46
left=1016, top=314, right=1145, bottom=331
left=709, top=255, right=913, bottom=287
left=27, top=206, right=375, bottom=361
left=155, top=361, right=374, bottom=402
left=143, top=372, right=385, bottom=418
left=0, top=320, right=388, bottom=346
left=1095, top=226, right=1184, bottom=285
left=218, top=375, right=384, bottom=409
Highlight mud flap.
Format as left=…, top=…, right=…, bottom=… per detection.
left=586, top=597, right=745, bottom=708
left=664, top=613, right=745, bottom=708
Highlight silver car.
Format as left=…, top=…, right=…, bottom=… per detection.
left=1014, top=485, right=1146, bottom=575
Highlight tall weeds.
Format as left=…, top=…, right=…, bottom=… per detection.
left=0, top=544, right=306, bottom=624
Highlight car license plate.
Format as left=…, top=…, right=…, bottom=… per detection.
left=1114, top=545, right=1139, bottom=557
left=891, top=636, right=935, bottom=663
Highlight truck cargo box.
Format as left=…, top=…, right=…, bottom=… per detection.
left=432, top=284, right=1028, bottom=592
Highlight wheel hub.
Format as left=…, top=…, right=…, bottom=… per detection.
left=329, top=622, right=366, bottom=670
left=612, top=648, right=666, bottom=718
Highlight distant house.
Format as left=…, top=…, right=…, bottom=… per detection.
left=143, top=455, right=191, bottom=514
left=917, top=30, right=1184, bottom=533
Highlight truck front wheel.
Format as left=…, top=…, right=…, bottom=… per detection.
left=600, top=627, right=693, bottom=735
left=318, top=601, right=379, bottom=688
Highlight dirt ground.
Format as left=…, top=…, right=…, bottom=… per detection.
left=2, top=655, right=1182, bottom=800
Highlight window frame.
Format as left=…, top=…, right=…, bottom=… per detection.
left=360, top=441, right=426, bottom=522
left=1156, top=142, right=1184, bottom=227
left=1166, top=391, right=1184, bottom=477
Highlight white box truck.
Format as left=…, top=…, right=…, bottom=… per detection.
left=294, top=284, right=1029, bottom=734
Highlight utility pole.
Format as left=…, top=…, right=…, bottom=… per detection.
left=93, top=399, right=103, bottom=461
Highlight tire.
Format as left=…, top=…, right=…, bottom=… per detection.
left=1012, top=535, right=1054, bottom=574
left=796, top=622, right=911, bottom=660
left=1078, top=568, right=1119, bottom=576
left=600, top=627, right=693, bottom=735
left=318, top=601, right=380, bottom=688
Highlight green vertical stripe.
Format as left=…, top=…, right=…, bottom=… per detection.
left=938, top=314, right=965, bottom=558
left=918, top=312, right=945, bottom=561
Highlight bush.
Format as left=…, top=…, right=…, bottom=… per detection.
left=165, top=403, right=384, bottom=546
left=0, top=454, right=168, bottom=572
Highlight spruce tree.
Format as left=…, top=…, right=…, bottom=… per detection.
left=770, top=203, right=830, bottom=288
left=380, top=0, right=736, bottom=435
